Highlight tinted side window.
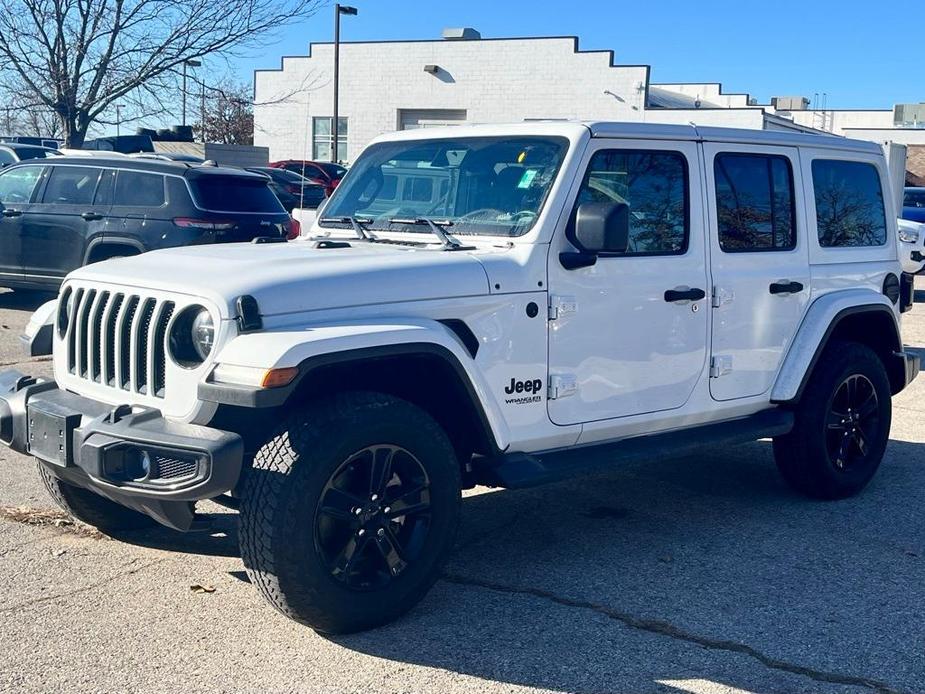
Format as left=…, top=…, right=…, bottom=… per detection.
left=574, top=149, right=688, bottom=255
left=403, top=177, right=433, bottom=202
left=0, top=149, right=15, bottom=166
left=114, top=171, right=165, bottom=207
left=813, top=160, right=887, bottom=247
left=905, top=190, right=925, bottom=208
left=42, top=166, right=101, bottom=205
left=714, top=154, right=795, bottom=252
left=0, top=165, right=43, bottom=203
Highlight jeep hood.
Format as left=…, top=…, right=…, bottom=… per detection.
left=66, top=241, right=492, bottom=317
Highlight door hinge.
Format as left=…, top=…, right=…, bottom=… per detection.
left=710, top=355, right=733, bottom=379
left=712, top=287, right=735, bottom=308
left=548, top=295, right=577, bottom=321
left=548, top=374, right=578, bottom=400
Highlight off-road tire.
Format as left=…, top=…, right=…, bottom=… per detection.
left=773, top=341, right=891, bottom=500
left=239, top=391, right=461, bottom=634
left=38, top=462, right=156, bottom=532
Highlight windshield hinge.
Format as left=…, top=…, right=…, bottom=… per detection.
left=548, top=374, right=578, bottom=400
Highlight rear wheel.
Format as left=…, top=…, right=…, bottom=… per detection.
left=239, top=391, right=461, bottom=634
left=773, top=341, right=891, bottom=499
left=38, top=463, right=155, bottom=532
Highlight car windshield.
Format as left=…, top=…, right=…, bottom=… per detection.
left=905, top=190, right=925, bottom=208
left=321, top=136, right=568, bottom=237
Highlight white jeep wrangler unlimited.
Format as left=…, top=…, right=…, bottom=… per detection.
left=2, top=122, right=919, bottom=633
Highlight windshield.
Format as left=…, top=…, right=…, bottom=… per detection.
left=905, top=190, right=925, bottom=208
left=321, top=136, right=568, bottom=237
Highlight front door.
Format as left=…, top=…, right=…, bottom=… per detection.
left=0, top=165, right=45, bottom=280
left=547, top=139, right=709, bottom=426
left=703, top=144, right=811, bottom=401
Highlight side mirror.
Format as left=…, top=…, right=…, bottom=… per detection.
left=561, top=202, right=630, bottom=269
left=574, top=202, right=629, bottom=254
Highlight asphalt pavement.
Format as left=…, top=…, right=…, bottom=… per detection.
left=2, top=285, right=925, bottom=694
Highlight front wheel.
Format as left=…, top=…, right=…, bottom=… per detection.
left=773, top=341, right=892, bottom=500
left=239, top=392, right=461, bottom=634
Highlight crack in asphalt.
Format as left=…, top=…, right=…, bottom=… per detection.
left=441, top=573, right=903, bottom=694
left=0, top=558, right=165, bottom=614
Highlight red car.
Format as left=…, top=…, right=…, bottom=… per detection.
left=268, top=160, right=347, bottom=197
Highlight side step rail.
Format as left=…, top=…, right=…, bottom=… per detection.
left=475, top=409, right=794, bottom=489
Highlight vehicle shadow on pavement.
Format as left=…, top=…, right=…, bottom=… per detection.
left=327, top=438, right=925, bottom=694
left=109, top=510, right=240, bottom=558
left=0, top=289, right=56, bottom=312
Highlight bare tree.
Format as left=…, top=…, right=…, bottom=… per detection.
left=0, top=0, right=322, bottom=147
left=195, top=81, right=253, bottom=145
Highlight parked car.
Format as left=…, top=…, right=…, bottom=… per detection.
left=1, top=136, right=60, bottom=149
left=903, top=187, right=925, bottom=223
left=0, top=156, right=292, bottom=290
left=245, top=166, right=326, bottom=211
left=3, top=122, right=918, bottom=635
left=0, top=143, right=62, bottom=167
left=269, top=159, right=346, bottom=195
left=899, top=217, right=925, bottom=274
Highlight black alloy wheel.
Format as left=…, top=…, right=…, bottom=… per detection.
left=825, top=374, right=881, bottom=472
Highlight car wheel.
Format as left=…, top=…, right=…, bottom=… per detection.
left=773, top=341, right=892, bottom=500
left=239, top=391, right=461, bottom=634
left=38, top=462, right=156, bottom=533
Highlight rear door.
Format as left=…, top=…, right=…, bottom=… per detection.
left=110, top=169, right=169, bottom=248
left=0, top=164, right=44, bottom=278
left=703, top=143, right=810, bottom=401
left=21, top=164, right=107, bottom=279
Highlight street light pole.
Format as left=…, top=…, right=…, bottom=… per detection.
left=115, top=104, right=124, bottom=138
left=332, top=4, right=357, bottom=163
left=181, top=59, right=202, bottom=126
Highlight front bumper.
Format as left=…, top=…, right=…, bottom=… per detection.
left=0, top=370, right=243, bottom=531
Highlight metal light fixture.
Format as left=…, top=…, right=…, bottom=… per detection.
left=182, top=59, right=202, bottom=126
left=332, top=4, right=357, bottom=163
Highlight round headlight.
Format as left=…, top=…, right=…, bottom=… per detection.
left=169, top=305, right=214, bottom=368
left=191, top=309, right=214, bottom=360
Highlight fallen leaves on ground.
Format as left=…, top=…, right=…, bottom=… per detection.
left=0, top=505, right=104, bottom=539
left=190, top=584, right=216, bottom=594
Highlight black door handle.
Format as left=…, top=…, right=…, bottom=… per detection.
left=769, top=281, right=804, bottom=295
left=1, top=208, right=22, bottom=217
left=81, top=211, right=104, bottom=221
left=664, top=287, right=706, bottom=303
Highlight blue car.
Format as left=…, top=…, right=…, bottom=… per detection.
left=904, top=187, right=925, bottom=223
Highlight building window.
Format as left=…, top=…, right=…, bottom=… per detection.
left=714, top=153, right=796, bottom=252
left=812, top=159, right=887, bottom=248
left=312, top=117, right=348, bottom=163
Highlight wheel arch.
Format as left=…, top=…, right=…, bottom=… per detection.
left=772, top=293, right=905, bottom=404
left=84, top=238, right=144, bottom=264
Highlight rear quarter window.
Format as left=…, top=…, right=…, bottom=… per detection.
left=812, top=159, right=887, bottom=247
left=114, top=170, right=166, bottom=207
left=189, top=176, right=285, bottom=213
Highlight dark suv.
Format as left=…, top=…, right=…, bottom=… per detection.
left=0, top=157, right=291, bottom=290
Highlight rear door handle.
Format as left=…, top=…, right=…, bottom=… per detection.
left=664, top=287, right=706, bottom=303
left=769, top=280, right=804, bottom=295
left=1, top=208, right=22, bottom=217
left=81, top=211, right=104, bottom=221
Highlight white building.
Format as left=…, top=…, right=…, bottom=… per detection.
left=253, top=29, right=924, bottom=183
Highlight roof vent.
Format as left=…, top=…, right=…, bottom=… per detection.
left=442, top=27, right=481, bottom=40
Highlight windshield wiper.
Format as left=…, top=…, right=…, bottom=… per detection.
left=387, top=217, right=471, bottom=251
left=319, top=216, right=377, bottom=241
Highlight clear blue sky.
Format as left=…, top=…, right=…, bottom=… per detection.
left=235, top=0, right=923, bottom=109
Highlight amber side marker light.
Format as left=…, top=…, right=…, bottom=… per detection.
left=261, top=367, right=300, bottom=388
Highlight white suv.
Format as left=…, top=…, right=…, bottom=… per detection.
left=2, top=122, right=918, bottom=633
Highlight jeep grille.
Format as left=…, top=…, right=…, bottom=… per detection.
left=61, top=287, right=175, bottom=399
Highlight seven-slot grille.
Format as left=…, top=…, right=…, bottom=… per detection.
left=62, top=288, right=176, bottom=398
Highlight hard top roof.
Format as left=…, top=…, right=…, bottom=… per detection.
left=19, top=155, right=266, bottom=179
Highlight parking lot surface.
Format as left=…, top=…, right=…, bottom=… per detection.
left=2, top=286, right=925, bottom=694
